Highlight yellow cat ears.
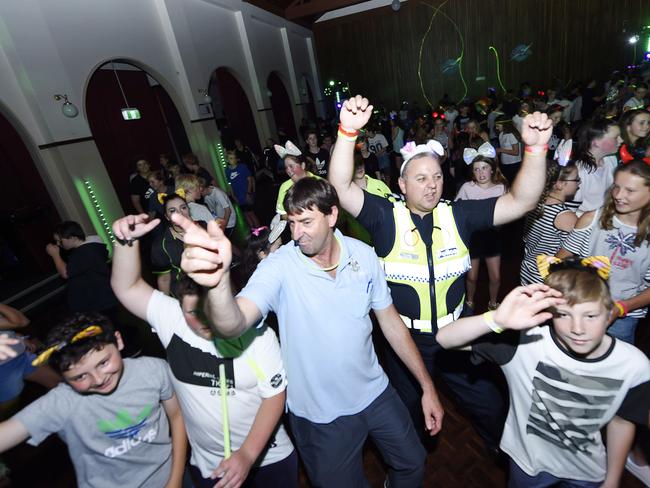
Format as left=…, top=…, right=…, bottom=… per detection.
left=536, top=255, right=611, bottom=281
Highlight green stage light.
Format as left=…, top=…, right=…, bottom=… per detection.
left=75, top=178, right=115, bottom=255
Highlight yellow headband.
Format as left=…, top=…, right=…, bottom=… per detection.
left=32, top=325, right=104, bottom=367
left=536, top=254, right=611, bottom=281
left=157, top=188, right=186, bottom=204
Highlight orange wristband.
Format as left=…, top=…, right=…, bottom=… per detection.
left=338, top=124, right=359, bottom=138
left=614, top=300, right=628, bottom=318
left=524, top=144, right=548, bottom=155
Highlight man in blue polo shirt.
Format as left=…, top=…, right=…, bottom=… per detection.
left=167, top=178, right=443, bottom=488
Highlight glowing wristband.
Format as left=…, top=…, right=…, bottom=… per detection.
left=524, top=144, right=548, bottom=155
left=219, top=363, right=231, bottom=458
left=483, top=311, right=504, bottom=334
left=614, top=300, right=628, bottom=318
left=338, top=124, right=359, bottom=138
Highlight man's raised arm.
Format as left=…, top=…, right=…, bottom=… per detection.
left=328, top=95, right=374, bottom=217
left=172, top=214, right=261, bottom=338
left=493, top=112, right=552, bottom=226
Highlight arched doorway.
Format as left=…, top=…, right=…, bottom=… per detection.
left=86, top=61, right=191, bottom=213
left=209, top=68, right=260, bottom=153
left=0, top=110, right=60, bottom=281
left=267, top=72, right=297, bottom=143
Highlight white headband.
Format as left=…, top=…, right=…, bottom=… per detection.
left=399, top=140, right=445, bottom=176
left=463, top=142, right=497, bottom=165
left=274, top=141, right=302, bottom=159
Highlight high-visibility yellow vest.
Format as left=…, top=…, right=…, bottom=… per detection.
left=379, top=200, right=470, bottom=329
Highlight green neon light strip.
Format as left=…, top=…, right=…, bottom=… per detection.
left=74, top=178, right=114, bottom=255
left=418, top=0, right=450, bottom=107
left=489, top=46, right=507, bottom=94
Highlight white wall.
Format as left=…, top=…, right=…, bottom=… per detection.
left=0, top=0, right=322, bottom=229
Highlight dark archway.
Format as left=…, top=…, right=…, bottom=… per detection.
left=0, top=110, right=60, bottom=280
left=268, top=72, right=297, bottom=143
left=209, top=68, right=260, bottom=153
left=86, top=61, right=191, bottom=213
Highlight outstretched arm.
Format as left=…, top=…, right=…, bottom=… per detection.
left=172, top=214, right=261, bottom=338
left=494, top=112, right=552, bottom=225
left=437, top=284, right=564, bottom=349
left=0, top=418, right=30, bottom=453
left=328, top=95, right=374, bottom=217
left=111, top=214, right=161, bottom=320
left=374, top=304, right=444, bottom=435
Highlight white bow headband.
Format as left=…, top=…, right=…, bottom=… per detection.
left=399, top=140, right=445, bottom=175
left=274, top=141, right=302, bottom=159
left=463, top=142, right=497, bottom=165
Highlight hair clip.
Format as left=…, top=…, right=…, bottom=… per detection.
left=251, top=226, right=268, bottom=237
left=536, top=254, right=611, bottom=280
left=463, top=142, right=497, bottom=165
left=32, top=325, right=104, bottom=367
left=274, top=141, right=302, bottom=159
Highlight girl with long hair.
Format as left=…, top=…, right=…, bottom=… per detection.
left=456, top=148, right=508, bottom=310
left=619, top=108, right=650, bottom=159
left=520, top=161, right=580, bottom=285
left=558, top=160, right=650, bottom=344
left=495, top=116, right=523, bottom=184
left=570, top=119, right=622, bottom=215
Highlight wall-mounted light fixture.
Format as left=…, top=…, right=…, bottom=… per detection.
left=198, top=89, right=212, bottom=103
left=53, top=94, right=79, bottom=118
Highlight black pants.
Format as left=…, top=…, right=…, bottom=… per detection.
left=383, top=331, right=507, bottom=449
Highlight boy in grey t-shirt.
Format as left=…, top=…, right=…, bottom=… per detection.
left=0, top=313, right=186, bottom=488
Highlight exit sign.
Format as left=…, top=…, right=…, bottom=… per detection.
left=121, top=108, right=141, bottom=120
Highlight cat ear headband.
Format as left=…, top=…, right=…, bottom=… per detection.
left=536, top=254, right=611, bottom=281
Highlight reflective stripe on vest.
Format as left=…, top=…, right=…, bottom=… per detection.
left=380, top=200, right=470, bottom=323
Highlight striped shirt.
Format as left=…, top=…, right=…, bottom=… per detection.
left=520, top=203, right=572, bottom=285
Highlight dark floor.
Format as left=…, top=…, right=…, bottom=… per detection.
left=2, top=221, right=649, bottom=487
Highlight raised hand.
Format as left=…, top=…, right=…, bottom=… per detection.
left=45, top=243, right=60, bottom=257
left=521, top=112, right=553, bottom=148
left=493, top=284, right=564, bottom=331
left=0, top=333, right=19, bottom=361
left=112, top=214, right=160, bottom=242
left=171, top=213, right=231, bottom=288
left=340, top=95, right=374, bottom=131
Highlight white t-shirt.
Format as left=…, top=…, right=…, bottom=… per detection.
left=146, top=291, right=294, bottom=477
left=499, top=132, right=522, bottom=165
left=572, top=155, right=617, bottom=216
left=368, top=134, right=389, bottom=155
left=473, top=326, right=650, bottom=482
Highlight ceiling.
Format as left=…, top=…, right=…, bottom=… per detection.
left=245, top=0, right=367, bottom=25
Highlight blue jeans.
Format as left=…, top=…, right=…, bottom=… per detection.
left=607, top=315, right=639, bottom=344
left=288, top=385, right=426, bottom=488
left=508, top=459, right=602, bottom=488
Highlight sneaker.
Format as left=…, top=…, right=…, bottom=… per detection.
left=488, top=301, right=500, bottom=311
left=626, top=454, right=650, bottom=486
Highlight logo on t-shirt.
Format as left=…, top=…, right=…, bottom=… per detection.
left=98, top=405, right=158, bottom=458
left=270, top=374, right=283, bottom=388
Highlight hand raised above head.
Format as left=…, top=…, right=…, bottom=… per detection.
left=112, top=214, right=160, bottom=242
left=493, top=283, right=565, bottom=331
left=340, top=95, right=374, bottom=131
left=171, top=214, right=231, bottom=288
left=521, top=112, right=553, bottom=148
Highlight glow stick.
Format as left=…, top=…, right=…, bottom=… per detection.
left=219, top=363, right=231, bottom=458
